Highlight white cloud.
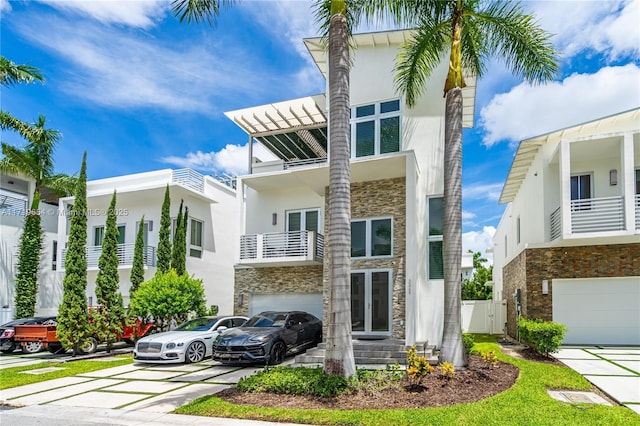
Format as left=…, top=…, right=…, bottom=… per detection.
left=463, top=182, right=503, bottom=202
left=40, top=0, right=168, bottom=28
left=480, top=64, right=640, bottom=146
left=462, top=210, right=476, bottom=220
left=529, top=0, right=639, bottom=61
left=161, top=142, right=277, bottom=176
left=0, top=0, right=11, bottom=12
left=462, top=226, right=496, bottom=264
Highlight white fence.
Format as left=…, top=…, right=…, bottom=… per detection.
left=461, top=300, right=506, bottom=334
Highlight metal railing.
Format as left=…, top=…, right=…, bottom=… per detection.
left=0, top=193, right=28, bottom=216
left=239, top=230, right=324, bottom=263
left=571, top=196, right=625, bottom=233
left=549, top=207, right=561, bottom=240
left=636, top=194, right=640, bottom=230
left=62, top=244, right=156, bottom=269
left=283, top=157, right=327, bottom=170
left=172, top=169, right=204, bottom=193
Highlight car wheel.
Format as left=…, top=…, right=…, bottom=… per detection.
left=314, top=329, right=322, bottom=344
left=185, top=341, right=206, bottom=363
left=79, top=337, right=98, bottom=354
left=21, top=341, right=43, bottom=354
left=268, top=341, right=286, bottom=365
left=1, top=345, right=16, bottom=354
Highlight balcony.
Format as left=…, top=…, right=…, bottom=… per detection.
left=172, top=168, right=204, bottom=193
left=550, top=195, right=631, bottom=239
left=0, top=193, right=27, bottom=216
left=239, top=230, right=324, bottom=267
left=62, top=244, right=156, bottom=270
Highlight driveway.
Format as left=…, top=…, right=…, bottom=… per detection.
left=554, top=346, right=640, bottom=415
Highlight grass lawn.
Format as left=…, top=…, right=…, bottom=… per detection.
left=175, top=335, right=640, bottom=426
left=0, top=355, right=132, bottom=390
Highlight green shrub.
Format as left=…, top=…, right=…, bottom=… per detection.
left=237, top=366, right=348, bottom=397
left=462, top=333, right=475, bottom=354
left=351, top=364, right=404, bottom=394
left=518, top=317, right=567, bottom=356
left=406, top=345, right=433, bottom=384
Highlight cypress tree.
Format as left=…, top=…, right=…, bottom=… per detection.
left=14, top=193, right=43, bottom=319
left=94, top=191, right=125, bottom=352
left=156, top=185, right=171, bottom=274
left=171, top=200, right=188, bottom=276
left=57, top=152, right=90, bottom=356
left=130, top=215, right=145, bottom=295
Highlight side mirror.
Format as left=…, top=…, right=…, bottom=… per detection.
left=217, top=326, right=228, bottom=333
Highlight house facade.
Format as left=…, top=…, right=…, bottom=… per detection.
left=492, top=109, right=640, bottom=345
left=226, top=30, right=477, bottom=348
left=1, top=168, right=238, bottom=320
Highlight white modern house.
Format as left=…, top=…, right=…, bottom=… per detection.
left=0, top=168, right=238, bottom=321
left=226, top=29, right=477, bottom=348
left=492, top=109, right=640, bottom=345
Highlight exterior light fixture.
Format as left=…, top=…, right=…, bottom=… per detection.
left=272, top=213, right=277, bottom=225
left=609, top=169, right=617, bottom=186
left=542, top=280, right=549, bottom=295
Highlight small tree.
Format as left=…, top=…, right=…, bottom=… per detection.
left=94, top=191, right=125, bottom=352
left=130, top=215, right=146, bottom=295
left=156, top=185, right=172, bottom=275
left=129, top=270, right=206, bottom=332
left=171, top=200, right=187, bottom=275
left=57, top=152, right=90, bottom=356
left=461, top=250, right=493, bottom=300
left=13, top=193, right=43, bottom=318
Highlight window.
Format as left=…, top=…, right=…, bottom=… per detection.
left=427, top=197, right=443, bottom=279
left=351, top=217, right=392, bottom=258
left=516, top=216, right=521, bottom=245
left=571, top=173, right=592, bottom=200
left=189, top=218, right=204, bottom=258
left=504, top=235, right=508, bottom=258
left=351, top=99, right=400, bottom=158
left=52, top=240, right=57, bottom=271
left=93, top=225, right=125, bottom=246
left=635, top=169, right=640, bottom=194
left=286, top=208, right=320, bottom=232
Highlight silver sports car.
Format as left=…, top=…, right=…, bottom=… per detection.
left=134, top=316, right=248, bottom=363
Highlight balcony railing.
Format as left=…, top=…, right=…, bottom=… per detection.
left=550, top=207, right=561, bottom=240
left=0, top=193, right=27, bottom=216
left=283, top=157, right=327, bottom=170
left=636, top=194, right=640, bottom=230
left=62, top=244, right=156, bottom=269
left=571, top=196, right=625, bottom=233
left=172, top=168, right=204, bottom=193
left=239, top=230, right=324, bottom=266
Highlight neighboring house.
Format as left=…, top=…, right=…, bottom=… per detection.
left=0, top=173, right=61, bottom=321
left=492, top=109, right=640, bottom=345
left=461, top=252, right=474, bottom=281
left=226, top=29, right=477, bottom=348
left=57, top=169, right=238, bottom=315
left=0, top=168, right=237, bottom=321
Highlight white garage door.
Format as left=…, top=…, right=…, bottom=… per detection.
left=249, top=293, right=323, bottom=321
left=553, top=277, right=640, bottom=345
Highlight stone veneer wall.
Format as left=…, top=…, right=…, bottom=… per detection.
left=503, top=242, right=640, bottom=338
left=323, top=177, right=407, bottom=340
left=233, top=266, right=323, bottom=316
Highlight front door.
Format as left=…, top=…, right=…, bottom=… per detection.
left=351, top=270, right=392, bottom=336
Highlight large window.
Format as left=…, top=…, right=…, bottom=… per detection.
left=351, top=99, right=400, bottom=158
left=570, top=173, right=592, bottom=200
left=190, top=218, right=204, bottom=258
left=93, top=225, right=125, bottom=246
left=286, top=208, right=320, bottom=233
left=351, top=217, right=392, bottom=258
left=427, top=197, right=443, bottom=279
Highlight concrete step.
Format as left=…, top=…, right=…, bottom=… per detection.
left=294, top=343, right=439, bottom=366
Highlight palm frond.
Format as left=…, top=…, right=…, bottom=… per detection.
left=0, top=56, right=44, bottom=86
left=171, top=0, right=234, bottom=27
left=472, top=1, right=559, bottom=83
left=1, top=143, right=39, bottom=178
left=394, top=18, right=450, bottom=107
left=44, top=174, right=78, bottom=198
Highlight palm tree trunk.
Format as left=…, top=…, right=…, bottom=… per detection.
left=440, top=87, right=466, bottom=368
left=324, top=12, right=355, bottom=378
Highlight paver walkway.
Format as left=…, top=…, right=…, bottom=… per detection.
left=554, top=346, right=640, bottom=415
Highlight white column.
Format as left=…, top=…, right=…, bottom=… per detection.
left=235, top=178, right=245, bottom=263
left=622, top=132, right=635, bottom=232
left=559, top=139, right=572, bottom=238
left=247, top=134, right=253, bottom=175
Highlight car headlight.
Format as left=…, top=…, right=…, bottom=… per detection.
left=249, top=335, right=270, bottom=343
left=166, top=343, right=176, bottom=350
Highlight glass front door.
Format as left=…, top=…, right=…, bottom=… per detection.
left=351, top=270, right=391, bottom=335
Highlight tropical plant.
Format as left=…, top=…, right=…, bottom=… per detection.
left=462, top=250, right=493, bottom=300
left=13, top=195, right=42, bottom=318
left=57, top=152, right=90, bottom=356
left=156, top=185, right=172, bottom=275
left=171, top=199, right=187, bottom=275
left=94, top=191, right=125, bottom=352
left=130, top=215, right=146, bottom=295
left=0, top=56, right=43, bottom=86
left=393, top=0, right=558, bottom=367
left=129, top=270, right=207, bottom=332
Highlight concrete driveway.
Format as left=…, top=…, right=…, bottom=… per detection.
left=554, top=346, right=640, bottom=415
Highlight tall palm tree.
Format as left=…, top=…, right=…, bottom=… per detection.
left=0, top=113, right=76, bottom=209
left=0, top=55, right=44, bottom=87
left=393, top=0, right=558, bottom=367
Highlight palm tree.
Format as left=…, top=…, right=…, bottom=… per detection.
left=0, top=113, right=76, bottom=209
left=393, top=0, right=558, bottom=367
left=0, top=55, right=44, bottom=86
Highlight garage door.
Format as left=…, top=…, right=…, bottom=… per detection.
left=553, top=277, right=640, bottom=345
left=249, top=293, right=323, bottom=321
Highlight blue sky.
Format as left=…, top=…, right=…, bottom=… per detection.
left=2, top=0, right=639, bottom=257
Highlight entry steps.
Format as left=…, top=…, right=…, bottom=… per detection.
left=294, top=339, right=438, bottom=367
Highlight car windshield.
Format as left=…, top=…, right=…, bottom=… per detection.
left=244, top=313, right=287, bottom=328
left=174, top=317, right=219, bottom=331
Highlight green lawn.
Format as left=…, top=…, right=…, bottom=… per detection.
left=0, top=355, right=132, bottom=390
left=175, top=336, right=640, bottom=426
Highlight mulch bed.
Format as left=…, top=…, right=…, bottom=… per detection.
left=217, top=355, right=520, bottom=410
